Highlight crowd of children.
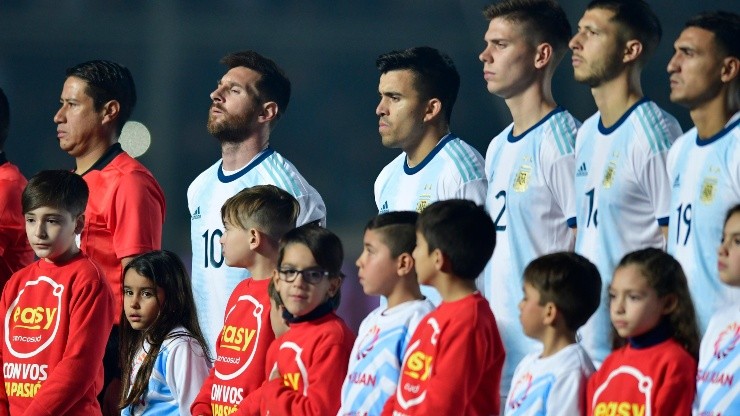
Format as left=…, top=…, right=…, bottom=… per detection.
left=1, top=168, right=737, bottom=415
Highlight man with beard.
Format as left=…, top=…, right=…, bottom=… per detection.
left=666, top=11, right=740, bottom=334
left=568, top=0, right=682, bottom=366
left=54, top=60, right=165, bottom=414
left=188, top=51, right=326, bottom=355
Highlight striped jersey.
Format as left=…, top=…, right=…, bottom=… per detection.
left=338, top=299, right=434, bottom=416
left=188, top=147, right=326, bottom=355
left=667, top=113, right=740, bottom=332
left=374, top=133, right=486, bottom=305
left=574, top=99, right=681, bottom=365
left=483, top=107, right=579, bottom=396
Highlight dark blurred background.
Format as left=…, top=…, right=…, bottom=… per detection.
left=1, top=0, right=732, bottom=330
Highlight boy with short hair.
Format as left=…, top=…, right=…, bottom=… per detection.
left=0, top=170, right=114, bottom=415
left=505, top=252, right=601, bottom=415
left=191, top=185, right=300, bottom=416
left=382, top=199, right=504, bottom=415
left=339, top=211, right=434, bottom=416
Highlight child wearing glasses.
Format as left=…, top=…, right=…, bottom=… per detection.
left=242, top=223, right=355, bottom=415
left=191, top=185, right=300, bottom=416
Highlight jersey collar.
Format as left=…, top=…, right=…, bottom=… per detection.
left=78, top=143, right=124, bottom=176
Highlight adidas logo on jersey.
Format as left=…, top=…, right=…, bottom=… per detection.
left=379, top=201, right=389, bottom=214
left=576, top=162, right=588, bottom=177
left=673, top=175, right=681, bottom=188
left=191, top=207, right=201, bottom=220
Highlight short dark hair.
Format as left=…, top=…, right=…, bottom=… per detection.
left=277, top=224, right=344, bottom=310
left=220, top=51, right=291, bottom=122
left=376, top=46, right=460, bottom=123
left=221, top=185, right=300, bottom=242
left=66, top=60, right=137, bottom=137
left=22, top=170, right=88, bottom=216
left=483, top=0, right=572, bottom=65
left=416, top=199, right=495, bottom=280
left=523, top=252, right=602, bottom=331
left=0, top=87, right=8, bottom=149
left=685, top=11, right=740, bottom=59
left=586, top=0, right=662, bottom=64
left=365, top=211, right=419, bottom=258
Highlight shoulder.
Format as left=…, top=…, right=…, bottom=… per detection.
left=376, top=152, right=406, bottom=178
left=439, top=136, right=485, bottom=176
left=187, top=159, right=223, bottom=193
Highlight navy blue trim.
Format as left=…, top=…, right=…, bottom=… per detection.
left=404, top=133, right=455, bottom=175
left=696, top=116, right=740, bottom=146
left=598, top=97, right=649, bottom=135
left=218, top=147, right=274, bottom=183
left=282, top=301, right=333, bottom=324
left=80, top=143, right=124, bottom=176
left=628, top=319, right=671, bottom=349
left=508, top=106, right=565, bottom=143
left=657, top=216, right=669, bottom=226
left=0, top=152, right=7, bottom=166
left=567, top=217, right=577, bottom=228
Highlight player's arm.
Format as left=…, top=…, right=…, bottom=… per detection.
left=22, top=276, right=114, bottom=416
left=0, top=291, right=11, bottom=416
left=545, top=141, right=578, bottom=248
left=545, top=368, right=590, bottom=416
left=654, top=355, right=697, bottom=415
left=165, top=338, right=211, bottom=415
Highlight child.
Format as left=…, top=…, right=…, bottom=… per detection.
left=694, top=205, right=740, bottom=414
left=119, top=250, right=212, bottom=415
left=191, top=185, right=300, bottom=416
left=587, top=248, right=700, bottom=415
left=382, top=199, right=504, bottom=415
left=339, top=211, right=435, bottom=416
left=0, top=170, right=114, bottom=415
left=505, top=252, right=601, bottom=415
left=242, top=224, right=355, bottom=415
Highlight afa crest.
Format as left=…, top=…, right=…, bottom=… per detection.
left=700, top=178, right=717, bottom=204
left=602, top=162, right=617, bottom=189
left=416, top=199, right=430, bottom=213
left=513, top=165, right=532, bottom=193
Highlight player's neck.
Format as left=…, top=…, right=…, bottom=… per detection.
left=75, top=135, right=117, bottom=174
left=247, top=255, right=278, bottom=280
left=221, top=134, right=269, bottom=171
left=591, top=74, right=643, bottom=128
left=405, top=126, right=448, bottom=168
left=505, top=83, right=557, bottom=136
left=690, top=93, right=736, bottom=139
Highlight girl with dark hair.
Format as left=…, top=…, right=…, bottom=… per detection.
left=587, top=248, right=699, bottom=415
left=119, top=250, right=212, bottom=415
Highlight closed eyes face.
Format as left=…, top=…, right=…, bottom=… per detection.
left=123, top=269, right=165, bottom=331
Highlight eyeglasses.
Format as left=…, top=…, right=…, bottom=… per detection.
left=277, top=267, right=331, bottom=285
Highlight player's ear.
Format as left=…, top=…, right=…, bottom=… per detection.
left=101, top=100, right=120, bottom=126
left=534, top=42, right=553, bottom=69
left=720, top=56, right=740, bottom=84
left=249, top=228, right=261, bottom=249
left=542, top=301, right=557, bottom=325
left=74, top=214, right=85, bottom=235
left=423, top=98, right=443, bottom=123
left=661, top=293, right=678, bottom=315
left=622, top=39, right=643, bottom=64
left=259, top=101, right=279, bottom=124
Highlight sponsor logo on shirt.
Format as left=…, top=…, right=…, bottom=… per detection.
left=192, top=207, right=202, bottom=220
left=576, top=162, right=588, bottom=177
left=379, top=201, right=389, bottom=214
left=356, top=325, right=380, bottom=360
left=278, top=341, right=309, bottom=395
left=5, top=276, right=63, bottom=358
left=215, top=295, right=265, bottom=383
left=397, top=318, right=440, bottom=410
left=591, top=366, right=651, bottom=416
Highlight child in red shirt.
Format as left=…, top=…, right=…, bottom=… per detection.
left=382, top=199, right=504, bottom=415
left=191, top=185, right=300, bottom=416
left=242, top=224, right=355, bottom=415
left=0, top=170, right=114, bottom=415
left=587, top=248, right=700, bottom=416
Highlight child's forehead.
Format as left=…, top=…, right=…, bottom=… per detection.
left=24, top=205, right=75, bottom=218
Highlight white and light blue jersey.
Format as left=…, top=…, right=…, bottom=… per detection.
left=374, top=133, right=486, bottom=305
left=667, top=113, right=740, bottom=332
left=122, top=329, right=212, bottom=416
left=694, top=304, right=740, bottom=415
left=504, top=344, right=594, bottom=416
left=338, top=299, right=434, bottom=416
left=483, top=107, right=579, bottom=396
left=574, top=99, right=681, bottom=365
left=188, top=147, right=326, bottom=354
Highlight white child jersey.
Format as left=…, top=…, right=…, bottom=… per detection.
left=667, top=113, right=740, bottom=332
left=188, top=147, right=327, bottom=354
left=374, top=133, right=486, bottom=305
left=694, top=304, right=740, bottom=415
left=574, top=98, right=681, bottom=366
left=338, top=299, right=434, bottom=416
left=483, top=107, right=578, bottom=396
left=505, top=343, right=595, bottom=416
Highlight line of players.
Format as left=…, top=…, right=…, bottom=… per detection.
left=0, top=0, right=737, bottom=415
